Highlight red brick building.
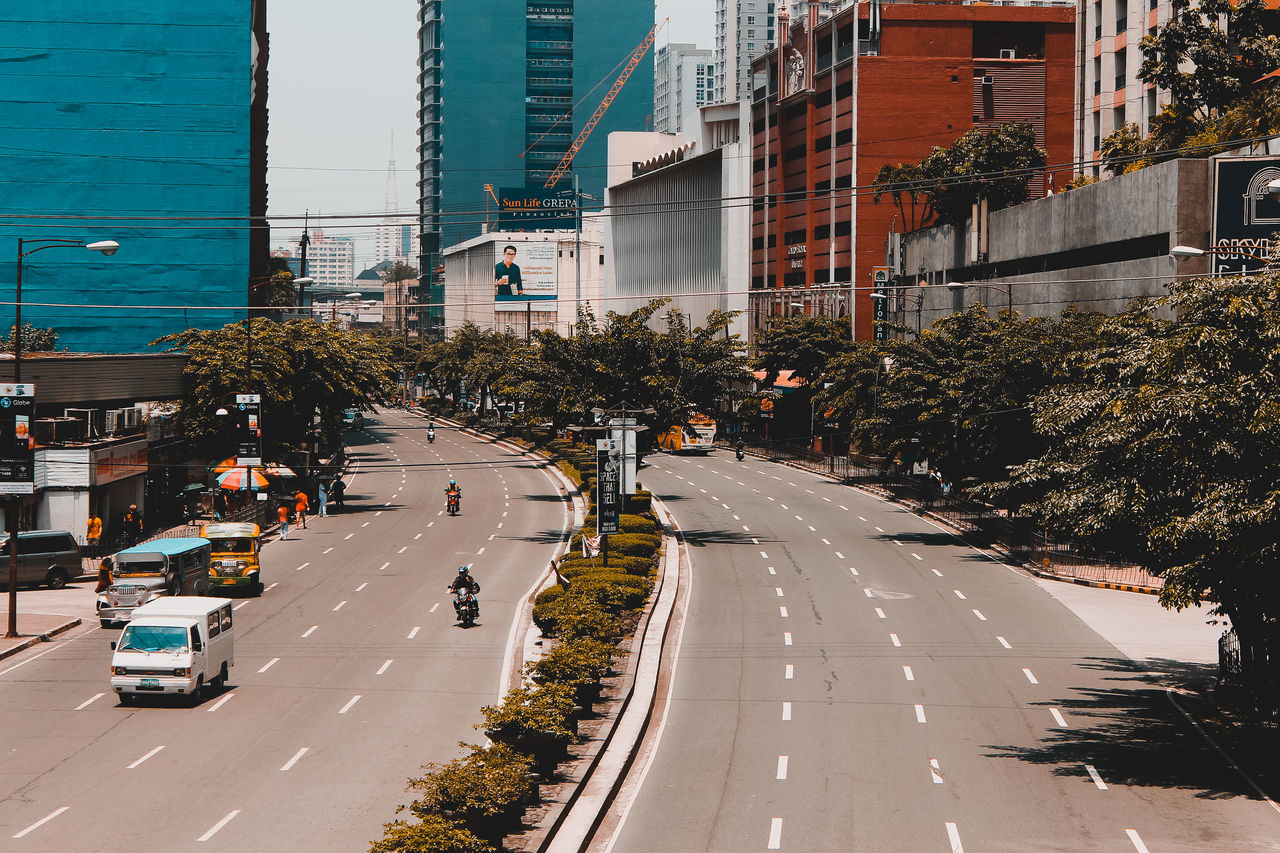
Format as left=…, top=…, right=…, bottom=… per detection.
left=750, top=1, right=1075, bottom=340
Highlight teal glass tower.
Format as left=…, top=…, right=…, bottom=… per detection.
left=416, top=0, right=655, bottom=335
left=0, top=1, right=268, bottom=353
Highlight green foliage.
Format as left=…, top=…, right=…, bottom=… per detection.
left=624, top=490, right=653, bottom=514
left=369, top=815, right=494, bottom=853
left=581, top=514, right=656, bottom=535
left=871, top=161, right=934, bottom=230
left=753, top=314, right=853, bottom=388
left=532, top=596, right=622, bottom=645
left=1100, top=122, right=1149, bottom=176
left=913, top=123, right=1048, bottom=226
left=480, top=683, right=579, bottom=746
left=2, top=323, right=60, bottom=353
left=526, top=638, right=615, bottom=687
left=1002, top=273, right=1280, bottom=688
left=401, top=743, right=536, bottom=841
left=154, top=318, right=397, bottom=459
left=534, top=584, right=566, bottom=609
left=567, top=575, right=650, bottom=611
left=558, top=555, right=654, bottom=577
left=569, top=532, right=659, bottom=558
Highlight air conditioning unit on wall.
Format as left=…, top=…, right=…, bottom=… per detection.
left=999, top=48, right=1016, bottom=59
left=981, top=76, right=994, bottom=85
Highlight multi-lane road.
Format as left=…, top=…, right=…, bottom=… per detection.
left=604, top=451, right=1279, bottom=853
left=0, top=411, right=567, bottom=850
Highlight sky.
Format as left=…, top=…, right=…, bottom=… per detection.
left=266, top=0, right=715, bottom=270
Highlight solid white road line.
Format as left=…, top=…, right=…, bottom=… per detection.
left=767, top=817, right=783, bottom=850
left=1126, top=829, right=1151, bottom=852
left=258, top=658, right=279, bottom=673
left=280, top=747, right=309, bottom=771
left=890, top=633, right=901, bottom=647
left=912, top=553, right=923, bottom=561
left=849, top=566, right=859, bottom=576
left=429, top=603, right=440, bottom=613
left=915, top=704, right=927, bottom=723
left=207, top=693, right=234, bottom=713
left=776, top=755, right=789, bottom=780
left=197, top=809, right=240, bottom=842
left=344, top=533, right=354, bottom=540
left=904, top=665, right=915, bottom=681
left=875, top=608, right=886, bottom=619
left=972, top=610, right=987, bottom=621
left=779, top=606, right=789, bottom=618
left=864, top=588, right=874, bottom=598
left=767, top=566, right=776, bottom=575
left=376, top=659, right=393, bottom=676
left=323, top=547, right=334, bottom=554
left=834, top=551, right=844, bottom=559
left=296, top=562, right=310, bottom=571
left=785, top=664, right=793, bottom=679
left=266, top=582, right=278, bottom=591
left=408, top=626, right=421, bottom=639
left=415, top=533, right=423, bottom=539
left=379, top=562, right=390, bottom=571
left=781, top=701, right=792, bottom=720
left=477, top=547, right=486, bottom=555
left=1050, top=708, right=1069, bottom=727
left=997, top=636, right=1012, bottom=649
left=356, top=582, right=368, bottom=592
left=1023, top=668, right=1039, bottom=684
left=375, top=511, right=383, bottom=517
left=821, top=537, right=829, bottom=544
left=742, top=525, right=751, bottom=532
left=301, top=625, right=318, bottom=638
left=783, top=632, right=793, bottom=646
left=398, top=546, right=407, bottom=554
left=932, top=569, right=944, bottom=577
left=759, top=550, right=769, bottom=558
left=75, top=692, right=105, bottom=710
left=333, top=601, right=347, bottom=612
left=12, top=807, right=70, bottom=839
left=128, top=745, right=164, bottom=769
left=875, top=526, right=884, bottom=532
left=945, top=821, right=965, bottom=853
left=338, top=694, right=362, bottom=714
left=1086, top=764, right=1108, bottom=790
left=233, top=602, right=248, bottom=611
left=362, top=522, right=371, bottom=528
left=954, top=589, right=967, bottom=600
left=930, top=758, right=944, bottom=783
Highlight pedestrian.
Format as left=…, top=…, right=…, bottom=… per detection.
left=86, top=512, right=102, bottom=550
left=122, top=504, right=143, bottom=545
left=294, top=489, right=309, bottom=528
left=277, top=503, right=291, bottom=540
left=330, top=477, right=345, bottom=513
left=95, top=557, right=113, bottom=593
left=317, top=481, right=328, bottom=517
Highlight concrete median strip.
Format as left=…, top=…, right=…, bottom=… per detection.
left=0, top=616, right=83, bottom=662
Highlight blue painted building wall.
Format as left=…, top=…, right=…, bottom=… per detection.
left=0, top=1, right=252, bottom=353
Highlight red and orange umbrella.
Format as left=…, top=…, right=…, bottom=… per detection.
left=216, top=468, right=270, bottom=491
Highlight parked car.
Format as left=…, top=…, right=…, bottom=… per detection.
left=342, top=409, right=364, bottom=430
left=0, top=530, right=82, bottom=589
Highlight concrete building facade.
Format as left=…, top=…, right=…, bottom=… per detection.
left=715, top=0, right=778, bottom=104
left=655, top=43, right=716, bottom=135
left=293, top=232, right=356, bottom=290
left=750, top=0, right=1076, bottom=340
left=0, top=0, right=268, bottom=353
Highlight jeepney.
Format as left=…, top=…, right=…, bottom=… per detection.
left=200, top=522, right=263, bottom=595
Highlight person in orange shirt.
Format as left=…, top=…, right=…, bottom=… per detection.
left=86, top=512, right=103, bottom=549
left=294, top=490, right=309, bottom=529
left=277, top=504, right=291, bottom=540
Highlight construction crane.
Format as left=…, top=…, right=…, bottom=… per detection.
left=542, top=18, right=665, bottom=189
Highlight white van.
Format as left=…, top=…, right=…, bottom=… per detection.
left=109, top=597, right=234, bottom=705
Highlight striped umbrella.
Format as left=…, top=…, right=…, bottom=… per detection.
left=216, top=467, right=270, bottom=491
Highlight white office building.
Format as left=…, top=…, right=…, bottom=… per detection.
left=295, top=231, right=355, bottom=289
left=714, top=0, right=777, bottom=103
left=655, top=43, right=716, bottom=134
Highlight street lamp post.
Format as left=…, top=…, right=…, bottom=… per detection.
left=946, top=280, right=1012, bottom=316
left=7, top=237, right=119, bottom=638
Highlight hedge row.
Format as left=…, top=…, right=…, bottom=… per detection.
left=371, top=435, right=663, bottom=853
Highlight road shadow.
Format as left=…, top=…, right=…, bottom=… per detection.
left=985, top=655, right=1280, bottom=800
left=678, top=528, right=780, bottom=548
left=869, top=530, right=960, bottom=549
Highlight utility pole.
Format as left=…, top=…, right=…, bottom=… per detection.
left=298, top=212, right=311, bottom=315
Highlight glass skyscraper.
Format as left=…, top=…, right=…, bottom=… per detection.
left=416, top=0, right=654, bottom=334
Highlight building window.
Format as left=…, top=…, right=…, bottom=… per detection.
left=1114, top=48, right=1126, bottom=91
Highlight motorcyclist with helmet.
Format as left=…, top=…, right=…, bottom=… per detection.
left=445, top=478, right=461, bottom=513
left=427, top=422, right=436, bottom=443
left=447, top=565, right=480, bottom=619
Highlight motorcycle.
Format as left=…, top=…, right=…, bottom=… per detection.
left=450, top=585, right=479, bottom=627
left=427, top=428, right=435, bottom=444
left=447, top=491, right=460, bottom=516
left=735, top=447, right=745, bottom=461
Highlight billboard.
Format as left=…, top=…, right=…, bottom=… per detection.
left=496, top=187, right=577, bottom=230
left=0, top=384, right=36, bottom=495
left=596, top=439, right=621, bottom=534
left=494, top=242, right=558, bottom=304
left=1211, top=157, right=1280, bottom=275
left=235, top=394, right=261, bottom=467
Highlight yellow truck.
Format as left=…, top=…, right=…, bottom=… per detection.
left=200, top=522, right=263, bottom=596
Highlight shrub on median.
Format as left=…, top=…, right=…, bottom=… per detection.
left=557, top=555, right=654, bottom=578
left=370, top=814, right=494, bottom=853
left=395, top=743, right=536, bottom=845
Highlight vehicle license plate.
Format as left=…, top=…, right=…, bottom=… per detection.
left=141, top=678, right=160, bottom=688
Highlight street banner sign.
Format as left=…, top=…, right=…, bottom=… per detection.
left=596, top=438, right=621, bottom=534
left=0, top=384, right=36, bottom=495
left=872, top=267, right=889, bottom=341
left=236, top=394, right=262, bottom=467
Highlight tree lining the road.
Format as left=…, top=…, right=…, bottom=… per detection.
left=155, top=318, right=396, bottom=461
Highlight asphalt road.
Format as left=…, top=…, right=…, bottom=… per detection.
left=0, top=411, right=568, bottom=851
left=605, top=450, right=1279, bottom=853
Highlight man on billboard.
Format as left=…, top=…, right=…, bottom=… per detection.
left=495, top=245, right=524, bottom=298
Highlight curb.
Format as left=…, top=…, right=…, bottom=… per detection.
left=0, top=618, right=83, bottom=662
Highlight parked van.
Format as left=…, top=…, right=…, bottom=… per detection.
left=0, top=530, right=82, bottom=590
left=109, top=596, right=234, bottom=704
left=200, top=522, right=263, bottom=595
left=97, top=538, right=211, bottom=627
